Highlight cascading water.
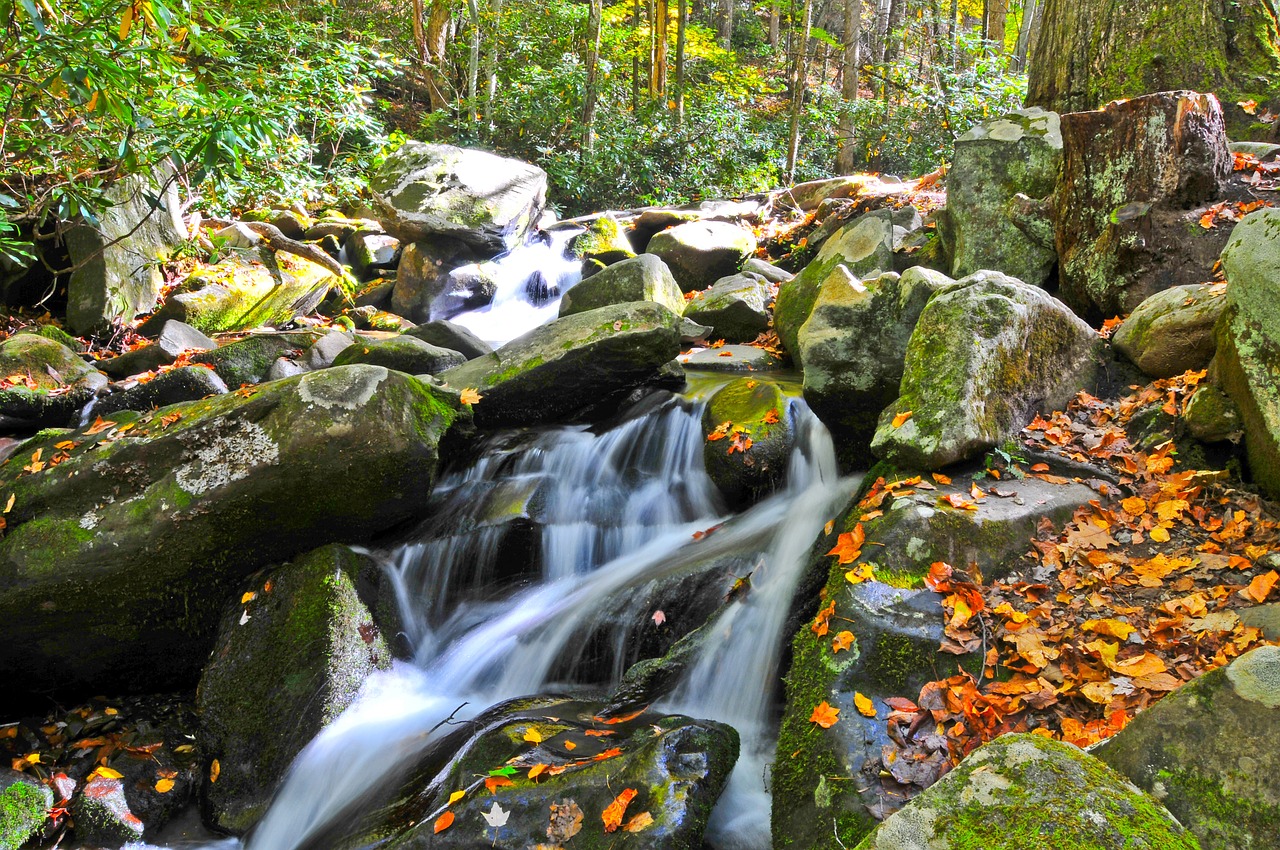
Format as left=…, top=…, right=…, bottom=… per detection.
left=213, top=375, right=854, bottom=850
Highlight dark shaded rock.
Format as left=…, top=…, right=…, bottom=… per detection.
left=191, top=330, right=322, bottom=387
left=0, top=334, right=107, bottom=430
left=347, top=231, right=402, bottom=279
left=403, top=320, right=494, bottom=361
left=390, top=237, right=486, bottom=322
left=100, top=320, right=217, bottom=378
left=96, top=366, right=228, bottom=416
left=305, top=330, right=355, bottom=369
left=1183, top=383, right=1245, bottom=443
left=70, top=775, right=145, bottom=847
left=331, top=334, right=466, bottom=375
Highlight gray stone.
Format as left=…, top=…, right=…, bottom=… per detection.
left=331, top=334, right=466, bottom=375
left=743, top=257, right=794, bottom=283
left=872, top=272, right=1101, bottom=470
left=678, top=317, right=714, bottom=345
left=347, top=231, right=401, bottom=278
left=807, top=205, right=921, bottom=260
left=558, top=254, right=685, bottom=317
left=439, top=301, right=680, bottom=428
left=943, top=107, right=1061, bottom=287
left=680, top=344, right=782, bottom=372
left=1230, top=140, right=1280, bottom=161
left=402, top=320, right=493, bottom=361
left=799, top=267, right=954, bottom=467
left=70, top=775, right=144, bottom=846
left=389, top=237, right=485, bottom=322
left=96, top=365, right=228, bottom=416
left=646, top=221, right=757, bottom=292
left=353, top=280, right=394, bottom=310
left=1095, top=645, right=1280, bottom=850
left=198, top=545, right=392, bottom=834
left=65, top=171, right=183, bottom=334
left=305, top=330, right=356, bottom=369
left=682, top=272, right=772, bottom=343
left=100, top=320, right=217, bottom=378
left=370, top=142, right=547, bottom=252
left=192, top=330, right=322, bottom=388
left=0, top=366, right=461, bottom=708
left=265, top=357, right=307, bottom=382
left=1113, top=283, right=1228, bottom=378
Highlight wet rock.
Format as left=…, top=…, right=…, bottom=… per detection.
left=0, top=333, right=107, bottom=430
left=1230, top=140, right=1280, bottom=161
left=70, top=775, right=145, bottom=847
left=191, top=330, right=323, bottom=387
left=95, top=365, right=228, bottom=416
left=0, top=768, right=52, bottom=849
left=1094, top=644, right=1280, bottom=850
left=1215, top=208, right=1280, bottom=497
left=370, top=142, right=547, bottom=252
left=679, top=345, right=782, bottom=372
left=646, top=221, right=756, bottom=292
left=403, top=320, right=493, bottom=361
left=1114, top=283, right=1228, bottom=378
left=1055, top=91, right=1232, bottom=317
left=941, top=107, right=1061, bottom=287
left=678, top=318, right=714, bottom=346
left=100, top=320, right=217, bottom=378
left=438, top=301, right=680, bottom=428
left=0, top=365, right=462, bottom=709
left=140, top=248, right=337, bottom=335
left=331, top=334, right=466, bottom=375
left=871, top=272, right=1101, bottom=470
left=799, top=267, right=954, bottom=468
left=682, top=272, right=772, bottom=343
left=855, top=734, right=1197, bottom=850
left=702, top=377, right=797, bottom=508
left=348, top=231, right=402, bottom=279
left=1183, top=383, right=1245, bottom=443
left=569, top=213, right=636, bottom=264
left=390, top=238, right=488, bottom=322
left=266, top=357, right=307, bottom=381
left=65, top=170, right=183, bottom=334
left=558, top=254, right=685, bottom=317
left=198, top=545, right=392, bottom=834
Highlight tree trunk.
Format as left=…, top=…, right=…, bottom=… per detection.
left=1027, top=0, right=1280, bottom=114
left=948, top=0, right=958, bottom=64
left=423, top=0, right=453, bottom=111
left=883, top=0, right=905, bottom=62
left=870, top=0, right=891, bottom=64
left=648, top=0, right=658, bottom=96
left=835, top=0, right=862, bottom=173
left=1012, top=0, right=1040, bottom=70
left=633, top=0, right=642, bottom=110
left=769, top=1, right=780, bottom=45
left=411, top=0, right=428, bottom=66
left=465, top=0, right=481, bottom=121
left=583, top=0, right=602, bottom=153
left=719, top=0, right=733, bottom=47
left=983, top=0, right=1009, bottom=53
left=483, top=0, right=504, bottom=127
left=654, top=0, right=670, bottom=96
left=676, top=0, right=688, bottom=122
left=786, top=0, right=814, bottom=182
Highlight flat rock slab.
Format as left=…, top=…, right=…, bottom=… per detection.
left=679, top=345, right=782, bottom=372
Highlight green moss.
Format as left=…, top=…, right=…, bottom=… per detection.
left=866, top=632, right=934, bottom=692
left=7, top=517, right=95, bottom=574
left=1153, top=768, right=1280, bottom=847
left=486, top=355, right=547, bottom=387
left=0, top=779, right=47, bottom=847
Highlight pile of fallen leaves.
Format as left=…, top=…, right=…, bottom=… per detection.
left=816, top=369, right=1279, bottom=813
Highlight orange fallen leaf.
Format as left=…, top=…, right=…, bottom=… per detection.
left=931, top=472, right=952, bottom=485
left=853, top=692, right=876, bottom=718
left=528, top=764, right=548, bottom=780
left=832, top=631, right=854, bottom=653
left=623, top=811, right=654, bottom=832
left=459, top=387, right=482, bottom=405
left=826, top=524, right=865, bottom=565
left=763, top=408, right=781, bottom=425
left=434, top=811, right=454, bottom=833
left=809, top=701, right=840, bottom=728
left=485, top=776, right=514, bottom=793
left=891, top=410, right=913, bottom=428
left=209, top=760, right=220, bottom=783
left=1242, top=570, right=1279, bottom=602
left=602, top=788, right=638, bottom=832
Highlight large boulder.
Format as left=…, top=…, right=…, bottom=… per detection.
left=198, top=545, right=392, bottom=834
left=331, top=334, right=466, bottom=375
left=1095, top=644, right=1280, bottom=850
left=403, top=320, right=493, bottom=361
left=65, top=171, right=183, bottom=334
left=941, top=107, right=1061, bottom=287
left=0, top=333, right=106, bottom=430
left=1215, top=208, right=1280, bottom=497
left=682, top=273, right=772, bottom=343
left=389, top=237, right=483, bottom=322
left=854, top=734, right=1198, bottom=850
left=701, top=377, right=797, bottom=508
left=438, top=301, right=681, bottom=428
left=140, top=248, right=336, bottom=335
left=95, top=365, right=228, bottom=417
left=100, top=320, right=216, bottom=379
left=190, top=330, right=324, bottom=388
left=1054, top=91, right=1232, bottom=317
left=798, top=268, right=953, bottom=468
left=370, top=142, right=547, bottom=253
left=646, top=221, right=756, bottom=292
left=569, top=213, right=636, bottom=264
left=871, top=272, right=1100, bottom=470
left=1113, top=282, right=1228, bottom=378
left=0, top=365, right=461, bottom=710
left=557, top=254, right=686, bottom=317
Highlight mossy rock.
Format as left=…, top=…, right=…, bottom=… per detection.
left=646, top=221, right=756, bottom=292
left=0, top=334, right=107, bottom=430
left=0, top=365, right=461, bottom=709
left=558, top=254, right=686, bottom=318
left=331, top=334, right=466, bottom=375
left=1114, top=283, right=1227, bottom=378
left=191, top=330, right=323, bottom=388
left=197, top=544, right=392, bottom=834
left=0, top=768, right=52, bottom=849
left=701, top=377, right=797, bottom=508
left=439, top=301, right=680, bottom=429
left=570, top=213, right=636, bottom=264
left=855, top=734, right=1198, bottom=849
left=16, top=323, right=86, bottom=353
left=871, top=272, right=1101, bottom=470
left=1094, top=644, right=1280, bottom=850
left=1183, top=383, right=1244, bottom=443
left=682, top=272, right=772, bottom=343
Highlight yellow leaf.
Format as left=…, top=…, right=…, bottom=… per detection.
left=831, top=631, right=854, bottom=653
left=1081, top=618, right=1136, bottom=640
left=623, top=811, right=654, bottom=832
left=4, top=493, right=13, bottom=513
left=155, top=777, right=175, bottom=793
left=1120, top=496, right=1146, bottom=516
left=853, top=692, right=876, bottom=718
left=459, top=387, right=482, bottom=405
left=891, top=410, right=913, bottom=428
left=448, top=790, right=466, bottom=804
left=240, top=591, right=257, bottom=604
left=844, top=562, right=874, bottom=585
left=523, top=727, right=543, bottom=744
left=91, top=766, right=122, bottom=780
left=210, top=759, right=220, bottom=783
left=1149, top=525, right=1171, bottom=543
left=118, top=3, right=134, bottom=39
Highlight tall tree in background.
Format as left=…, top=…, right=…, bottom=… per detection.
left=719, top=0, right=733, bottom=47
left=983, top=0, right=1009, bottom=52
left=834, top=0, right=862, bottom=172
left=1027, top=0, right=1280, bottom=114
left=652, top=0, right=669, bottom=95
left=582, top=0, right=603, bottom=152
left=786, top=0, right=814, bottom=181
left=1012, top=0, right=1041, bottom=70
left=675, top=0, right=688, bottom=122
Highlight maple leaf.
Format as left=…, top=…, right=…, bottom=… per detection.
left=209, top=760, right=220, bottom=783
left=931, top=472, right=952, bottom=485
left=528, top=764, right=548, bottom=780
left=1082, top=618, right=1137, bottom=640
left=844, top=563, right=874, bottom=584
left=832, top=631, right=854, bottom=653
left=891, top=410, right=913, bottom=428
left=763, top=408, right=781, bottom=424
left=925, top=561, right=953, bottom=592
left=826, top=523, right=865, bottom=564
left=1241, top=570, right=1279, bottom=602
left=459, top=387, right=482, bottom=405
left=854, top=692, right=877, bottom=717
left=727, top=431, right=753, bottom=454
left=548, top=799, right=584, bottom=843
left=602, top=788, right=638, bottom=832
left=707, top=421, right=732, bottom=442
left=1120, top=496, right=1147, bottom=516
left=809, top=701, right=840, bottom=728
left=623, top=811, right=654, bottom=832
left=485, top=776, right=514, bottom=793
left=811, top=599, right=836, bottom=636
left=483, top=802, right=510, bottom=828
left=434, top=811, right=454, bottom=833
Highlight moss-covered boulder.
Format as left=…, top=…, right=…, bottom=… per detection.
left=96, top=365, right=228, bottom=417
left=338, top=697, right=737, bottom=850
left=1, top=768, right=52, bottom=849
left=701, top=377, right=797, bottom=508
left=69, top=774, right=144, bottom=847
left=570, top=213, right=636, bottom=264
left=389, top=236, right=483, bottom=323
left=370, top=142, right=547, bottom=253
left=854, top=734, right=1198, bottom=850
left=1094, top=644, right=1280, bottom=849
left=140, top=247, right=337, bottom=335
left=439, top=301, right=680, bottom=428
left=646, top=221, right=756, bottom=292
left=190, top=330, right=324, bottom=388
left=1184, top=383, right=1245, bottom=443
left=683, top=272, right=772, bottom=343
left=331, top=335, right=466, bottom=375
left=347, top=232, right=401, bottom=279
left=558, top=254, right=685, bottom=318
left=1216, top=208, right=1280, bottom=497
left=798, top=267, right=953, bottom=469
left=0, top=333, right=107, bottom=430
left=942, top=107, right=1061, bottom=287
left=403, top=319, right=493, bottom=361
left=1054, top=91, right=1232, bottom=318
left=871, top=272, right=1101, bottom=470
left=1114, top=283, right=1228, bottom=378
left=0, top=365, right=461, bottom=709
left=197, top=545, right=392, bottom=834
